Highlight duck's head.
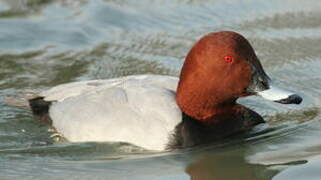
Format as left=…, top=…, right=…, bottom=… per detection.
left=176, top=31, right=302, bottom=121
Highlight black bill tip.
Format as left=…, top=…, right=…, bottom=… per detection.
left=274, top=94, right=303, bottom=104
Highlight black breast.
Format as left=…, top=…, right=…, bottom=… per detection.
left=167, top=108, right=264, bottom=149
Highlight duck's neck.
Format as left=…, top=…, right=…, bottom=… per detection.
left=177, top=98, right=239, bottom=124
left=175, top=75, right=241, bottom=123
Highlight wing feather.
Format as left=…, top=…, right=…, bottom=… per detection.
left=44, top=75, right=181, bottom=150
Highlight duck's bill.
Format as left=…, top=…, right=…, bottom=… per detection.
left=257, top=84, right=302, bottom=104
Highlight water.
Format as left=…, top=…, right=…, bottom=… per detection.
left=1, top=0, right=321, bottom=179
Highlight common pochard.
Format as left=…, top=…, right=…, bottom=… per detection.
left=29, top=31, right=302, bottom=151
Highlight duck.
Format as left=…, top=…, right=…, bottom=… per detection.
left=29, top=31, right=302, bottom=151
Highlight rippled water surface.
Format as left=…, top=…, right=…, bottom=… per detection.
left=1, top=0, right=321, bottom=179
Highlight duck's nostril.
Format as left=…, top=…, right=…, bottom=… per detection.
left=261, top=80, right=269, bottom=90
left=256, top=80, right=269, bottom=91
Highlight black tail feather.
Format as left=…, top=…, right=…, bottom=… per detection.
left=29, top=97, right=52, bottom=124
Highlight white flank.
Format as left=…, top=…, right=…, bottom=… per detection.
left=40, top=75, right=182, bottom=151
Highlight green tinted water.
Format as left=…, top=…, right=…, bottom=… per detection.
left=1, top=0, right=321, bottom=179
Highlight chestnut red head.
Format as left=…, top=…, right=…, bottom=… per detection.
left=176, top=31, right=270, bottom=121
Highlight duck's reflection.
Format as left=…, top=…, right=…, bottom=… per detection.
left=185, top=149, right=279, bottom=180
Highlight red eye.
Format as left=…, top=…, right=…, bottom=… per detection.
left=224, top=56, right=234, bottom=63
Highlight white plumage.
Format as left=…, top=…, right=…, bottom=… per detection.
left=40, top=75, right=182, bottom=151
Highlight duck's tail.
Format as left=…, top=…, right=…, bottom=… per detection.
left=28, top=97, right=52, bottom=124
left=5, top=91, right=52, bottom=124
